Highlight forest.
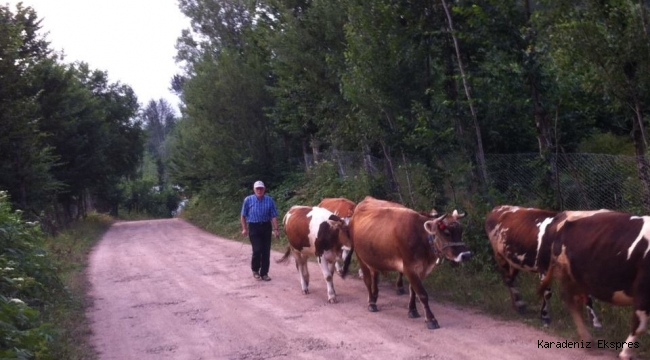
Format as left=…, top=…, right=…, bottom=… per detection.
left=4, top=0, right=650, bottom=222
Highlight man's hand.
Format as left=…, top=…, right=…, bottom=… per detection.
left=273, top=229, right=279, bottom=238
left=242, top=228, right=248, bottom=236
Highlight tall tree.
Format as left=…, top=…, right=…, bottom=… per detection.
left=172, top=0, right=282, bottom=192
left=540, top=0, right=650, bottom=211
left=0, top=4, right=58, bottom=211
left=142, top=99, right=177, bottom=185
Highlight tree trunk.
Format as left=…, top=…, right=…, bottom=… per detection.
left=524, top=0, right=557, bottom=208
left=311, top=137, right=321, bottom=163
left=379, top=139, right=403, bottom=203
left=631, top=100, right=650, bottom=212
left=440, top=0, right=488, bottom=186
left=302, top=139, right=310, bottom=173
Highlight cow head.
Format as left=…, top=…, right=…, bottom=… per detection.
left=315, top=215, right=354, bottom=277
left=423, top=210, right=471, bottom=263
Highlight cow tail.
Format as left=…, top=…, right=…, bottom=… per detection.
left=340, top=248, right=354, bottom=279
left=537, top=264, right=554, bottom=298
left=276, top=246, right=292, bottom=264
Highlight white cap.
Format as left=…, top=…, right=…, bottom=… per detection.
left=253, top=181, right=265, bottom=189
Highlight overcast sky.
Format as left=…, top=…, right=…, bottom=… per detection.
left=6, top=0, right=190, bottom=115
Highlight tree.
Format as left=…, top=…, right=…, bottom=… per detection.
left=142, top=99, right=177, bottom=186
left=0, top=4, right=58, bottom=212
left=540, top=0, right=650, bottom=211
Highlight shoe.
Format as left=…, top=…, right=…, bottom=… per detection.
left=261, top=275, right=271, bottom=281
left=253, top=272, right=261, bottom=280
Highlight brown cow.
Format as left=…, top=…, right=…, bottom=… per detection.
left=357, top=196, right=439, bottom=295
left=345, top=199, right=471, bottom=329
left=485, top=205, right=601, bottom=327
left=277, top=206, right=353, bottom=303
left=538, top=210, right=646, bottom=360
left=317, top=197, right=356, bottom=224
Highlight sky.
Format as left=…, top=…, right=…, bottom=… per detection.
left=6, top=0, right=191, bottom=115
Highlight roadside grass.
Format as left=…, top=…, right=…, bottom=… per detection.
left=424, top=264, right=645, bottom=359
left=44, top=212, right=113, bottom=360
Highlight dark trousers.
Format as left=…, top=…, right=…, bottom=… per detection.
left=248, top=221, right=272, bottom=276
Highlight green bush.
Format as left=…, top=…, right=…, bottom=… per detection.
left=121, top=180, right=181, bottom=218
left=0, top=191, right=62, bottom=359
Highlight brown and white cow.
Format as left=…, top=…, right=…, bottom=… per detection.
left=277, top=206, right=353, bottom=303
left=345, top=199, right=471, bottom=329
left=538, top=210, right=649, bottom=360
left=318, top=197, right=357, bottom=276
left=485, top=205, right=601, bottom=327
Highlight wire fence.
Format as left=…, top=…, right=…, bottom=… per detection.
left=487, top=153, right=645, bottom=213
left=301, top=151, right=647, bottom=213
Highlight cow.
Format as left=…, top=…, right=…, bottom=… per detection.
left=538, top=210, right=646, bottom=360
left=317, top=197, right=357, bottom=277
left=356, top=196, right=439, bottom=295
left=485, top=205, right=601, bottom=328
left=345, top=198, right=471, bottom=329
left=277, top=206, right=353, bottom=303
left=317, top=197, right=356, bottom=224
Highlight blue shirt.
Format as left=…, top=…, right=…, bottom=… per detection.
left=241, top=194, right=278, bottom=223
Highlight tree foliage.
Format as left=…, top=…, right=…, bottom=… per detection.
left=0, top=4, right=144, bottom=223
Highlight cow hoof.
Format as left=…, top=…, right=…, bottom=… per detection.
left=542, top=318, right=551, bottom=327
left=328, top=297, right=338, bottom=304
left=408, top=310, right=420, bottom=318
left=592, top=319, right=602, bottom=328
left=396, top=287, right=406, bottom=295
left=368, top=304, right=378, bottom=312
left=303, top=289, right=309, bottom=295
left=426, top=320, right=440, bottom=329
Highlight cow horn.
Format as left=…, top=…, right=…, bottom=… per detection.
left=424, top=221, right=435, bottom=234
left=452, top=210, right=467, bottom=219
left=424, top=214, right=446, bottom=234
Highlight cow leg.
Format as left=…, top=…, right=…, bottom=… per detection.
left=335, top=246, right=351, bottom=277
left=293, top=253, right=310, bottom=295
left=620, top=278, right=650, bottom=359
left=619, top=309, right=648, bottom=360
left=584, top=295, right=602, bottom=328
left=404, top=271, right=439, bottom=329
left=359, top=260, right=379, bottom=312
left=539, top=273, right=552, bottom=326
left=368, top=270, right=380, bottom=312
left=396, top=272, right=406, bottom=295
left=559, top=278, right=593, bottom=343
left=318, top=257, right=337, bottom=303
left=496, top=255, right=525, bottom=313
left=407, top=285, right=420, bottom=318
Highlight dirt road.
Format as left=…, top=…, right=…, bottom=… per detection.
left=87, top=219, right=618, bottom=360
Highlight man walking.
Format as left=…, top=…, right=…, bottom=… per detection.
left=240, top=181, right=279, bottom=281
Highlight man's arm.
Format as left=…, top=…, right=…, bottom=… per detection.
left=241, top=215, right=248, bottom=236
left=271, top=217, right=279, bottom=238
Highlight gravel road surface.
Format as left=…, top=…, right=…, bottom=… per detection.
left=87, top=218, right=619, bottom=360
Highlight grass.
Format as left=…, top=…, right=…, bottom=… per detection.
left=425, top=264, right=646, bottom=359
left=44, top=212, right=113, bottom=360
